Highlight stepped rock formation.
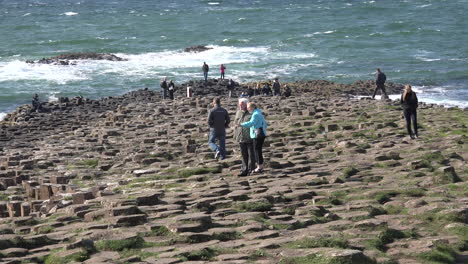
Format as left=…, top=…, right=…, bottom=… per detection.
left=0, top=80, right=466, bottom=264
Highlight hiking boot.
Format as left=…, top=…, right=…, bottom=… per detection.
left=237, top=171, right=249, bottom=177
left=214, top=151, right=220, bottom=160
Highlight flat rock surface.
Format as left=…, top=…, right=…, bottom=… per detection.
left=0, top=80, right=466, bottom=263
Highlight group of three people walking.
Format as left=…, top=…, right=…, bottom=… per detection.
left=208, top=97, right=267, bottom=176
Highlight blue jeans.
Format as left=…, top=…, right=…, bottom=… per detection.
left=203, top=72, right=208, bottom=81
left=208, top=129, right=226, bottom=159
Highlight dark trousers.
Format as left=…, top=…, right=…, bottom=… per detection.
left=403, top=108, right=418, bottom=136
left=253, top=137, right=265, bottom=165
left=239, top=142, right=256, bottom=173
left=372, top=84, right=387, bottom=99
left=221, top=72, right=225, bottom=79
left=169, top=90, right=174, bottom=100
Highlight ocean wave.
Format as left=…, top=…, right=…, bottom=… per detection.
left=0, top=112, right=6, bottom=121
left=222, top=38, right=250, bottom=44
left=417, top=4, right=432, bottom=8
left=63, top=12, right=78, bottom=16
left=0, top=60, right=88, bottom=84
left=414, top=57, right=441, bottom=62
left=357, top=94, right=467, bottom=108
left=409, top=85, right=468, bottom=108
left=1, top=45, right=298, bottom=84
left=114, top=45, right=270, bottom=70
left=304, top=30, right=335, bottom=37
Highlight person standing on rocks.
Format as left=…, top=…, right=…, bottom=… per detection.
left=372, top=68, right=388, bottom=99
left=255, top=82, right=261, bottom=96
left=168, top=80, right=175, bottom=100
left=208, top=97, right=230, bottom=160
left=262, top=83, right=272, bottom=96
left=220, top=64, right=226, bottom=80
left=240, top=102, right=267, bottom=173
left=401, top=84, right=419, bottom=139
left=227, top=79, right=234, bottom=98
left=272, top=78, right=281, bottom=96
left=283, top=85, right=292, bottom=97
left=160, top=78, right=168, bottom=99
left=31, top=94, right=42, bottom=112
left=234, top=98, right=256, bottom=176
left=202, top=62, right=209, bottom=82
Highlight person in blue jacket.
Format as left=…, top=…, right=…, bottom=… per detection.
left=240, top=102, right=267, bottom=173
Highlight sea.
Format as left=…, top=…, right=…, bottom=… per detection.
left=1, top=0, right=467, bottom=120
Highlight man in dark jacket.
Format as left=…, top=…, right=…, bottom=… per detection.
left=208, top=97, right=230, bottom=160
left=272, top=78, right=281, bottom=96
left=202, top=62, right=209, bottom=82
left=372, top=68, right=388, bottom=99
left=160, top=78, right=168, bottom=99
left=234, top=98, right=255, bottom=176
left=32, top=94, right=42, bottom=112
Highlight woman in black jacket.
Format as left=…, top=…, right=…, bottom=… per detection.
left=401, top=84, right=419, bottom=139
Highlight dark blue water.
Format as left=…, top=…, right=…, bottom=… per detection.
left=1, top=0, right=467, bottom=118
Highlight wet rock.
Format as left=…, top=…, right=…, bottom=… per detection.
left=27, top=53, right=126, bottom=65
left=184, top=45, right=213, bottom=53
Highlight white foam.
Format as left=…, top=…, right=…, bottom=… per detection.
left=0, top=60, right=88, bottom=84
left=0, top=112, right=6, bottom=121
left=48, top=92, right=59, bottom=102
left=355, top=94, right=467, bottom=108
left=415, top=57, right=441, bottom=62
left=63, top=12, right=78, bottom=16
left=113, top=45, right=270, bottom=72
left=304, top=31, right=335, bottom=37
left=418, top=4, right=432, bottom=8
left=23, top=13, right=31, bottom=16
left=208, top=2, right=220, bottom=5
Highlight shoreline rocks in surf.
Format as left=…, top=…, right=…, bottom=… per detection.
left=25, top=52, right=127, bottom=65
left=184, top=45, right=213, bottom=53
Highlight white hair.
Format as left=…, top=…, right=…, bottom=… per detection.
left=238, top=98, right=249, bottom=105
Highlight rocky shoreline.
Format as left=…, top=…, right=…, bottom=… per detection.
left=0, top=80, right=466, bottom=264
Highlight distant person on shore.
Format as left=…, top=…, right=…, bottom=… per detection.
left=220, top=64, right=226, bottom=80
left=202, top=62, right=209, bottom=82
left=247, top=86, right=254, bottom=97
left=240, top=102, right=267, bottom=173
left=160, top=78, right=168, bottom=99
left=262, top=83, right=272, bottom=96
left=283, top=85, right=292, bottom=97
left=31, top=94, right=43, bottom=112
left=234, top=98, right=256, bottom=176
left=255, top=82, right=261, bottom=96
left=401, top=84, right=419, bottom=139
left=272, top=78, right=281, bottom=96
left=168, top=80, right=175, bottom=100
left=372, top=68, right=388, bottom=99
left=208, top=97, right=230, bottom=160
left=227, top=79, right=234, bottom=98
